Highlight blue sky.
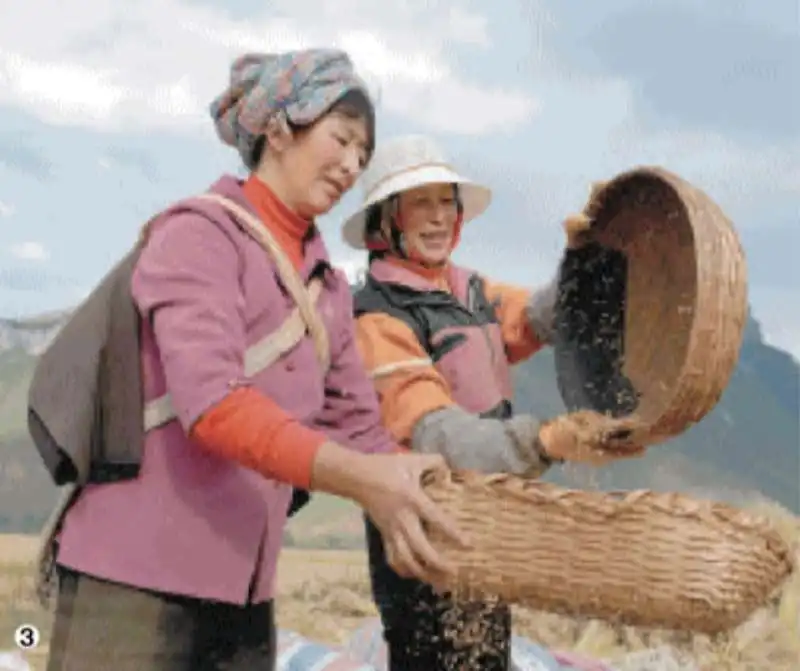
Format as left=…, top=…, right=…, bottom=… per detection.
left=0, top=0, right=797, bottom=357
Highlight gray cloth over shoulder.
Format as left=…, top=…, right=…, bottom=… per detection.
left=27, top=250, right=145, bottom=486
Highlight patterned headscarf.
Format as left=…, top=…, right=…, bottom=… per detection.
left=209, top=48, right=372, bottom=169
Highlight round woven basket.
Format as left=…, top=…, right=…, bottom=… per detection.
left=553, top=167, right=748, bottom=444
left=422, top=470, right=794, bottom=635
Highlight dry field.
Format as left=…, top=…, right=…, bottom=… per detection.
left=1, top=501, right=799, bottom=671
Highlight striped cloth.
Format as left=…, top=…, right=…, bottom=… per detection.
left=276, top=621, right=616, bottom=671
left=209, top=48, right=371, bottom=169
left=0, top=627, right=616, bottom=671
left=276, top=631, right=375, bottom=670
left=0, top=651, right=30, bottom=671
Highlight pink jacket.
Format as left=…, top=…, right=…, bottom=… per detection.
left=55, top=175, right=394, bottom=604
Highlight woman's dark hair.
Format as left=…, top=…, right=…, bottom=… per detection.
left=324, top=89, right=375, bottom=157
left=365, top=202, right=385, bottom=264
left=251, top=89, right=375, bottom=167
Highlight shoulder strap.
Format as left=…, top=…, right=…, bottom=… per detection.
left=465, top=273, right=499, bottom=323
left=194, top=193, right=330, bottom=373
left=142, top=277, right=325, bottom=432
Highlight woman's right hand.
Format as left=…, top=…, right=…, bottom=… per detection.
left=311, top=444, right=469, bottom=585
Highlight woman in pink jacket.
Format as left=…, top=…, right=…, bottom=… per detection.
left=44, top=49, right=462, bottom=671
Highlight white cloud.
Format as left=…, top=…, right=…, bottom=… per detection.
left=446, top=8, right=490, bottom=46
left=0, top=0, right=536, bottom=136
left=556, top=77, right=800, bottom=220
left=603, top=117, right=800, bottom=205
left=0, top=200, right=14, bottom=217
left=10, top=241, right=49, bottom=261
left=0, top=50, right=125, bottom=124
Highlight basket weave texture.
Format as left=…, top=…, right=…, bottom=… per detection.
left=554, top=167, right=748, bottom=444
left=422, top=470, right=794, bottom=635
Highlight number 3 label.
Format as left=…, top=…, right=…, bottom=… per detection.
left=13, top=624, right=40, bottom=650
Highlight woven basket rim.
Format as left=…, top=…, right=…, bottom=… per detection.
left=583, top=165, right=686, bottom=218
left=422, top=469, right=794, bottom=632
left=423, top=469, right=793, bottom=552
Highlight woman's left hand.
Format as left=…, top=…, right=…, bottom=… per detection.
left=538, top=410, right=647, bottom=466
left=563, top=180, right=609, bottom=249
left=563, top=212, right=592, bottom=249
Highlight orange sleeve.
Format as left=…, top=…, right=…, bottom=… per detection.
left=483, top=278, right=545, bottom=365
left=190, top=387, right=326, bottom=489
left=354, top=312, right=455, bottom=445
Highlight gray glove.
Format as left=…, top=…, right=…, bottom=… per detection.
left=411, top=406, right=554, bottom=477
left=525, top=275, right=558, bottom=345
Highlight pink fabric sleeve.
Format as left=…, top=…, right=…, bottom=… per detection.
left=131, top=211, right=251, bottom=430
left=191, top=387, right=325, bottom=489
left=312, top=274, right=398, bottom=455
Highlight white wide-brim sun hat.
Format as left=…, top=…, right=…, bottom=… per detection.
left=341, top=134, right=493, bottom=250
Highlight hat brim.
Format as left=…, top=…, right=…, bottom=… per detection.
left=342, top=165, right=492, bottom=250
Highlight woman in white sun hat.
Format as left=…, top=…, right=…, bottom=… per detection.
left=343, top=134, right=646, bottom=670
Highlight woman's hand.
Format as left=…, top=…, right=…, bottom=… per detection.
left=538, top=410, right=646, bottom=466
left=563, top=212, right=592, bottom=249
left=311, top=444, right=468, bottom=585
left=358, top=452, right=469, bottom=583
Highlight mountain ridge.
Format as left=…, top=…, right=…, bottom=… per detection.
left=0, top=302, right=797, bottom=541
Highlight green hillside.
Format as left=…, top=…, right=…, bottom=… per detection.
left=0, top=310, right=797, bottom=541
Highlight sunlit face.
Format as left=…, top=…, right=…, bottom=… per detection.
left=280, top=112, right=370, bottom=219
left=394, top=182, right=459, bottom=265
